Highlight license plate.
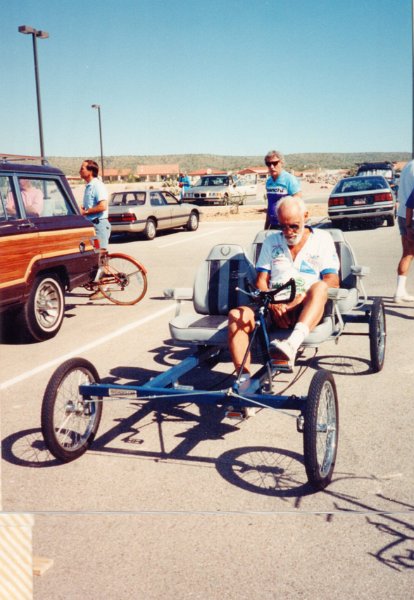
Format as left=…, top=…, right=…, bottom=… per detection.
left=353, top=199, right=366, bottom=205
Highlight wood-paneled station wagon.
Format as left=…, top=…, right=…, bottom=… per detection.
left=0, top=159, right=99, bottom=341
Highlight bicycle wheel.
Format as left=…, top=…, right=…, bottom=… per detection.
left=99, top=253, right=148, bottom=305
left=41, top=358, right=102, bottom=462
left=303, top=370, right=338, bottom=490
left=369, top=298, right=386, bottom=373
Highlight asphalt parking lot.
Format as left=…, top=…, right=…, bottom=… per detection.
left=1, top=218, right=413, bottom=598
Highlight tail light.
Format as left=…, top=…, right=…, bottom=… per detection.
left=373, top=192, right=393, bottom=202
left=92, top=237, right=100, bottom=251
left=109, top=212, right=137, bottom=222
left=328, top=197, right=346, bottom=206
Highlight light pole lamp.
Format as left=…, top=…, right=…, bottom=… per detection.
left=18, top=25, right=49, bottom=164
left=91, top=104, right=104, bottom=180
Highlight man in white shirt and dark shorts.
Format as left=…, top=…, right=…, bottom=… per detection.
left=228, top=196, right=340, bottom=379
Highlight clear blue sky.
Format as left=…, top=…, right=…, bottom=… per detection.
left=2, top=0, right=412, bottom=157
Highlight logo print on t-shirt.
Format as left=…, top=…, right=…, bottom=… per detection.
left=300, top=260, right=317, bottom=275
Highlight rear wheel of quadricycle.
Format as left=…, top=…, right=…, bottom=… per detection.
left=41, top=358, right=102, bottom=462
left=18, top=273, right=64, bottom=341
left=369, top=298, right=386, bottom=372
left=303, top=370, right=338, bottom=490
left=99, top=253, right=148, bottom=305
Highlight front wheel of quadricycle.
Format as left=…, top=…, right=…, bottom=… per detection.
left=369, top=298, right=386, bottom=372
left=41, top=358, right=102, bottom=462
left=303, top=370, right=338, bottom=490
left=99, top=253, right=148, bottom=305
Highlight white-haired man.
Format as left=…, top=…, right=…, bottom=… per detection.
left=228, top=197, right=340, bottom=378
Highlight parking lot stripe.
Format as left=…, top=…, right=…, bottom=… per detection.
left=157, top=227, right=233, bottom=248
left=0, top=304, right=175, bottom=391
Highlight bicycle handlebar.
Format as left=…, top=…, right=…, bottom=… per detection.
left=236, top=278, right=296, bottom=305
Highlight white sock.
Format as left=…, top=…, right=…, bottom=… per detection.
left=395, top=275, right=407, bottom=297
left=288, top=322, right=310, bottom=351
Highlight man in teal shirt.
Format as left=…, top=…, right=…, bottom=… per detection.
left=265, top=150, right=301, bottom=229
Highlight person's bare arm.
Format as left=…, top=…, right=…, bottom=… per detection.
left=81, top=199, right=107, bottom=216
left=322, top=273, right=340, bottom=288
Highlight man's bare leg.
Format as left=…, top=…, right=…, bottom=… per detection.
left=228, top=305, right=255, bottom=373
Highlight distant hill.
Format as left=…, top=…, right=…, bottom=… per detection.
left=48, top=152, right=411, bottom=177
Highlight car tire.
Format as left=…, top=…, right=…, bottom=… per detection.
left=144, top=219, right=157, bottom=240
left=332, top=219, right=345, bottom=230
left=386, top=214, right=395, bottom=227
left=186, top=211, right=199, bottom=231
left=18, top=273, right=65, bottom=342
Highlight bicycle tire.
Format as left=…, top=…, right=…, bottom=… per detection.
left=369, top=298, right=386, bottom=373
left=41, top=357, right=102, bottom=462
left=99, top=253, right=148, bottom=305
left=303, top=369, right=338, bottom=490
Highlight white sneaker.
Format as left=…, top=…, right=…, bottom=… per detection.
left=236, top=374, right=257, bottom=418
left=238, top=373, right=251, bottom=392
left=242, top=406, right=256, bottom=418
left=269, top=339, right=296, bottom=372
left=393, top=294, right=414, bottom=303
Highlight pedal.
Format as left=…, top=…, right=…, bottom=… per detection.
left=225, top=406, right=244, bottom=420
left=271, top=359, right=293, bottom=373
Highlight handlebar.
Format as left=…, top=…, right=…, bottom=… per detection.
left=236, top=278, right=296, bottom=305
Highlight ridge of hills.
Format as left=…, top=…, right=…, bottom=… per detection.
left=48, top=152, right=411, bottom=176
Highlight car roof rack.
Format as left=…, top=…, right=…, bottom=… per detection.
left=0, top=153, right=49, bottom=165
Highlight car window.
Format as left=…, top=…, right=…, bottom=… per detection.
left=150, top=192, right=166, bottom=206
left=0, top=176, right=17, bottom=220
left=110, top=193, right=124, bottom=206
left=200, top=176, right=228, bottom=187
left=162, top=192, right=179, bottom=206
left=134, top=192, right=146, bottom=205
left=336, top=177, right=387, bottom=194
left=14, top=177, right=76, bottom=218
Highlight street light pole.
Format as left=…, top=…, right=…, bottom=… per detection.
left=91, top=104, right=104, bottom=180
left=18, top=25, right=49, bottom=164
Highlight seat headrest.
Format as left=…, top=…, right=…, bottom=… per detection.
left=204, top=244, right=247, bottom=261
left=325, top=228, right=346, bottom=243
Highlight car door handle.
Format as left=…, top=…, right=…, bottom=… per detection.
left=18, top=222, right=36, bottom=229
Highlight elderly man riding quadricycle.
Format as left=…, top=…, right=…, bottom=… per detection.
left=41, top=197, right=386, bottom=491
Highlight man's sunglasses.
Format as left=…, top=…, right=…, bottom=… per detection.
left=279, top=223, right=300, bottom=232
left=265, top=160, right=280, bottom=167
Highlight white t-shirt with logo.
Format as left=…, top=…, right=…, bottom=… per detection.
left=256, top=228, right=339, bottom=298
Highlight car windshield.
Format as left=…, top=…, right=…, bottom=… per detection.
left=334, top=177, right=388, bottom=194
left=198, top=176, right=229, bottom=187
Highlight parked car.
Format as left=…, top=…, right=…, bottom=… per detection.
left=108, top=189, right=200, bottom=240
left=182, top=174, right=257, bottom=205
left=0, top=161, right=99, bottom=341
left=328, top=175, right=396, bottom=228
left=356, top=161, right=398, bottom=195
